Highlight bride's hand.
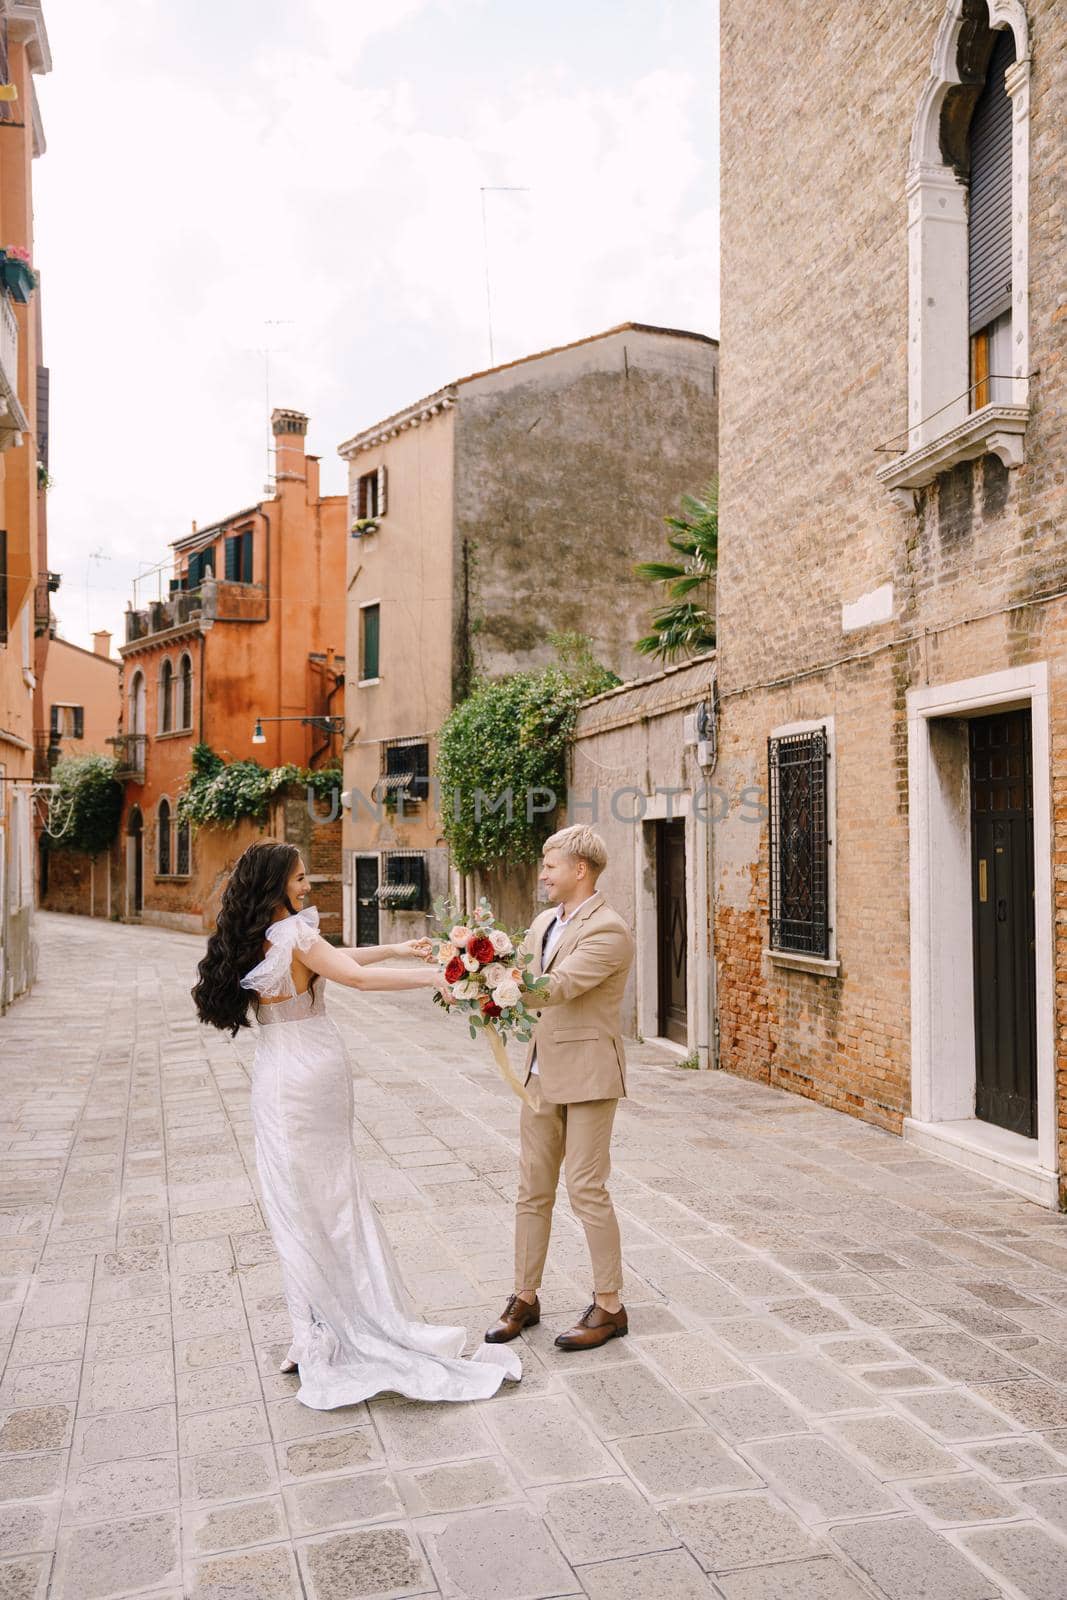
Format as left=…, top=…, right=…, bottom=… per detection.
left=433, top=974, right=455, bottom=1004
left=397, top=938, right=435, bottom=961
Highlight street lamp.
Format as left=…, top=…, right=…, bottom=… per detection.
left=250, top=714, right=345, bottom=745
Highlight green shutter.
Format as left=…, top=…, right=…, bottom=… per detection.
left=363, top=604, right=380, bottom=680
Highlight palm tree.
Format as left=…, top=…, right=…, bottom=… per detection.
left=634, top=482, right=717, bottom=661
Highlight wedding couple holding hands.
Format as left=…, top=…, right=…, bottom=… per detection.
left=192, top=823, right=635, bottom=1410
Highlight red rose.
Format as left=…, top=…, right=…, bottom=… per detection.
left=444, top=956, right=466, bottom=983
left=481, top=998, right=502, bottom=1018
left=468, top=935, right=495, bottom=964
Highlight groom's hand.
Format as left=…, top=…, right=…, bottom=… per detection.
left=399, top=937, right=435, bottom=961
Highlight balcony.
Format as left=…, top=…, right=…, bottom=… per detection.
left=108, top=733, right=147, bottom=782
left=0, top=292, right=28, bottom=450
left=34, top=570, right=60, bottom=636
left=124, top=577, right=268, bottom=644
left=33, top=730, right=60, bottom=781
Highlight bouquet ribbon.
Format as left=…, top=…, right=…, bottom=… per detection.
left=484, top=1024, right=536, bottom=1109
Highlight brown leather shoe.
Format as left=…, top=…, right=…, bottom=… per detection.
left=484, top=1293, right=540, bottom=1344
left=554, top=1301, right=628, bottom=1350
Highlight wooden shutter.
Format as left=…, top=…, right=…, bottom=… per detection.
left=73, top=707, right=84, bottom=739
left=49, top=703, right=59, bottom=737
left=224, top=535, right=239, bottom=581
left=241, top=529, right=253, bottom=583
left=362, top=604, right=380, bottom=680
left=36, top=366, right=49, bottom=470
left=968, top=28, right=1015, bottom=336
left=377, top=464, right=387, bottom=518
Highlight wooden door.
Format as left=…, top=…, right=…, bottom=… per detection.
left=355, top=856, right=380, bottom=946
left=656, top=819, right=688, bottom=1045
left=970, top=709, right=1037, bottom=1137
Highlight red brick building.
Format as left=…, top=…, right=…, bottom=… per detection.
left=715, top=1, right=1066, bottom=1204
left=114, top=409, right=346, bottom=932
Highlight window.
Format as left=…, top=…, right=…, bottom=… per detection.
left=355, top=466, right=387, bottom=521
left=768, top=726, right=831, bottom=960
left=968, top=27, right=1015, bottom=410
left=129, top=669, right=146, bottom=735
left=175, top=816, right=191, bottom=876
left=186, top=547, right=215, bottom=587
left=157, top=797, right=172, bottom=875
left=376, top=851, right=428, bottom=912
left=159, top=658, right=174, bottom=733
left=178, top=652, right=193, bottom=731
left=50, top=704, right=84, bottom=739
left=224, top=528, right=253, bottom=583
left=0, top=528, right=7, bottom=645
left=378, top=738, right=430, bottom=806
left=360, top=602, right=380, bottom=681
left=878, top=4, right=1030, bottom=506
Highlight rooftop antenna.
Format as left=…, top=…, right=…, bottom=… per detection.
left=480, top=187, right=529, bottom=367
left=262, top=319, right=294, bottom=493
left=84, top=546, right=112, bottom=637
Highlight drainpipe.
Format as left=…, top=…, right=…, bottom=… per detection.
left=701, top=681, right=720, bottom=1069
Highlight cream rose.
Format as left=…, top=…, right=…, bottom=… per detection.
left=489, top=929, right=514, bottom=956
left=437, top=941, right=458, bottom=963
left=482, top=962, right=508, bottom=987
left=450, top=925, right=472, bottom=945
left=491, top=979, right=521, bottom=1008
left=462, top=953, right=480, bottom=973
left=451, top=979, right=480, bottom=1000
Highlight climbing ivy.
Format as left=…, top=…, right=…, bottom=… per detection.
left=177, top=743, right=341, bottom=829
left=44, top=754, right=123, bottom=855
left=436, top=634, right=619, bottom=873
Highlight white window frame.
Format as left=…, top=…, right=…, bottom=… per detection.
left=877, top=0, right=1031, bottom=510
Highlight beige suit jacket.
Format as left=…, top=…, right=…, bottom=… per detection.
left=523, top=891, right=635, bottom=1105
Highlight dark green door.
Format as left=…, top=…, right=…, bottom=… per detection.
left=970, top=710, right=1037, bottom=1137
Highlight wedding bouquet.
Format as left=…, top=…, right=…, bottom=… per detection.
left=429, top=896, right=549, bottom=1104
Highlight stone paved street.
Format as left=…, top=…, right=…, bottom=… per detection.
left=5, top=916, right=1067, bottom=1598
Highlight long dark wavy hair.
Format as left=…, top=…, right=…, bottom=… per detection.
left=192, top=841, right=303, bottom=1035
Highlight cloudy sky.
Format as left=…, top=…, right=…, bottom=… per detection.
left=34, top=0, right=719, bottom=650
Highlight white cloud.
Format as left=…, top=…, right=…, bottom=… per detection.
left=34, top=0, right=717, bottom=649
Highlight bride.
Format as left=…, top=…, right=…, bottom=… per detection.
left=191, top=840, right=521, bottom=1408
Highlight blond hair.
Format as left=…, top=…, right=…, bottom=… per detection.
left=542, top=824, right=608, bottom=874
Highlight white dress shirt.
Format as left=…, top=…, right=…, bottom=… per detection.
left=529, top=894, right=597, bottom=1075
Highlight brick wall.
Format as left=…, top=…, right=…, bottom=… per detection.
left=717, top=0, right=1067, bottom=1186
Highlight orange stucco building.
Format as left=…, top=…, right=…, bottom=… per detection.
left=114, top=408, right=346, bottom=931
left=0, top=2, right=49, bottom=1010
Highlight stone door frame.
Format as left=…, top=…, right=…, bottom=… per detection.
left=906, top=661, right=1056, bottom=1204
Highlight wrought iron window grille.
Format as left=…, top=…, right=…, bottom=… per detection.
left=768, top=727, right=830, bottom=958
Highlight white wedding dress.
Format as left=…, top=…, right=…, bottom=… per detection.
left=240, top=906, right=521, bottom=1408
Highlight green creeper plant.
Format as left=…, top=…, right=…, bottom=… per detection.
left=435, top=635, right=619, bottom=873
left=43, top=753, right=123, bottom=855
left=177, top=743, right=341, bottom=828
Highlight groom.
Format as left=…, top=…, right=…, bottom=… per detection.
left=485, top=824, right=635, bottom=1351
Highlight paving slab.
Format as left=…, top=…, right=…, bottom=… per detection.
left=6, top=912, right=1067, bottom=1595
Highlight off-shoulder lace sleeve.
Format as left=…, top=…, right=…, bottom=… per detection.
left=240, top=906, right=322, bottom=999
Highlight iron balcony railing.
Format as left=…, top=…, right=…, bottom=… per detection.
left=108, top=732, right=147, bottom=782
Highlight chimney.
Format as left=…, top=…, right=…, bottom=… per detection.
left=92, top=629, right=112, bottom=659
left=272, top=408, right=308, bottom=484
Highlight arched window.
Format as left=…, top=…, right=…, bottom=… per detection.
left=176, top=815, right=191, bottom=876
left=128, top=670, right=146, bottom=736
left=178, top=652, right=193, bottom=731
left=157, top=797, right=172, bottom=875
left=879, top=2, right=1030, bottom=507
left=159, top=659, right=174, bottom=734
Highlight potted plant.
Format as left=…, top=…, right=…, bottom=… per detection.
left=0, top=246, right=38, bottom=303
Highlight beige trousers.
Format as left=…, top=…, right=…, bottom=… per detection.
left=514, top=1075, right=623, bottom=1296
